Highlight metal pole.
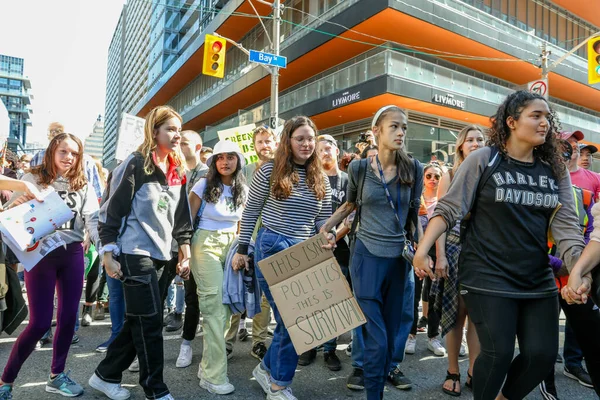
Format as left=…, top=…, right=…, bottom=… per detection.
left=270, top=0, right=281, bottom=131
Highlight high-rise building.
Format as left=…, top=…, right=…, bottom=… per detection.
left=103, top=0, right=152, bottom=169
left=85, top=115, right=105, bottom=160
left=0, top=54, right=32, bottom=153
left=122, top=0, right=598, bottom=166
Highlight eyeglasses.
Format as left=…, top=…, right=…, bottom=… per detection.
left=291, top=136, right=315, bottom=145
left=426, top=173, right=441, bottom=180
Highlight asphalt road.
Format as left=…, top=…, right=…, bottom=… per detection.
left=0, top=301, right=594, bottom=399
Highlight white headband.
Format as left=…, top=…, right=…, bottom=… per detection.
left=371, top=105, right=399, bottom=129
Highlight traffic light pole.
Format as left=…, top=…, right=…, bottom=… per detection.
left=269, top=0, right=281, bottom=131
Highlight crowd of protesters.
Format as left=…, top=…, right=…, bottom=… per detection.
left=1, top=91, right=600, bottom=400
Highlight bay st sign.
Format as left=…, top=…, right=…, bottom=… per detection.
left=432, top=93, right=465, bottom=110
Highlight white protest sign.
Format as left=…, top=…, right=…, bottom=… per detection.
left=0, top=191, right=72, bottom=251
left=116, top=113, right=146, bottom=162
left=2, top=232, right=67, bottom=271
left=217, top=124, right=258, bottom=165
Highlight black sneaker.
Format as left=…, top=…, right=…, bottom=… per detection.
left=226, top=347, right=233, bottom=360
left=539, top=373, right=559, bottom=400
left=417, top=316, right=428, bottom=332
left=81, top=305, right=93, bottom=327
left=163, top=311, right=175, bottom=327
left=564, top=366, right=594, bottom=388
left=238, top=328, right=250, bottom=342
left=298, top=349, right=317, bottom=366
left=388, top=366, right=412, bottom=390
left=165, top=313, right=183, bottom=332
left=251, top=342, right=268, bottom=360
left=324, top=350, right=341, bottom=371
left=345, top=342, right=352, bottom=357
left=556, top=353, right=563, bottom=364
left=346, top=368, right=365, bottom=391
left=71, top=334, right=80, bottom=345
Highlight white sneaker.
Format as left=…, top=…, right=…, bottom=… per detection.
left=267, top=386, right=297, bottom=400
left=252, top=363, right=271, bottom=394
left=405, top=335, right=417, bottom=355
left=200, top=378, right=235, bottom=395
left=146, top=395, right=174, bottom=400
left=128, top=357, right=139, bottom=372
left=427, top=336, right=446, bottom=356
left=89, top=373, right=131, bottom=400
left=176, top=344, right=192, bottom=368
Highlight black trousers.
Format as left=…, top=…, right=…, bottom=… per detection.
left=96, top=254, right=171, bottom=399
left=182, top=272, right=201, bottom=341
left=543, top=296, right=600, bottom=396
left=85, top=257, right=101, bottom=303
left=463, top=292, right=558, bottom=400
left=410, top=274, right=441, bottom=338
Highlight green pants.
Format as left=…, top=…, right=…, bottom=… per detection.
left=191, top=229, right=235, bottom=385
left=226, top=294, right=271, bottom=350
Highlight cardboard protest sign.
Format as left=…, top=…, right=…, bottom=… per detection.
left=217, top=124, right=258, bottom=166
left=116, top=113, right=145, bottom=162
left=258, top=233, right=365, bottom=354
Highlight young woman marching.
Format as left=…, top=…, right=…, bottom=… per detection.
left=414, top=91, right=584, bottom=400
left=406, top=162, right=445, bottom=356
left=432, top=126, right=484, bottom=396
left=321, top=105, right=423, bottom=400
left=0, top=133, right=100, bottom=399
left=89, top=105, right=193, bottom=400
left=188, top=140, right=247, bottom=395
left=232, top=116, right=332, bottom=400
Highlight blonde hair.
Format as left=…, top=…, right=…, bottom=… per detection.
left=454, top=125, right=484, bottom=170
left=137, top=105, right=185, bottom=175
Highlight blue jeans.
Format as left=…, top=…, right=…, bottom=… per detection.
left=166, top=281, right=176, bottom=310
left=106, top=275, right=125, bottom=340
left=255, top=228, right=302, bottom=387
left=174, top=275, right=185, bottom=314
left=350, top=239, right=414, bottom=400
left=563, top=319, right=584, bottom=369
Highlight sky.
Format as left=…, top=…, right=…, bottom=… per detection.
left=0, top=0, right=126, bottom=146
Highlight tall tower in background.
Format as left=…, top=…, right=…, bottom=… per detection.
left=85, top=114, right=105, bottom=160
left=0, top=54, right=33, bottom=153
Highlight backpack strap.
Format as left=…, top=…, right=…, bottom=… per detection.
left=118, top=152, right=146, bottom=238
left=348, top=158, right=368, bottom=238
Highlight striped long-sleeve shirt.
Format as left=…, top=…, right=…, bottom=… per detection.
left=237, top=161, right=332, bottom=255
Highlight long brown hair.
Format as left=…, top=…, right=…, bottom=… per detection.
left=271, top=116, right=326, bottom=200
left=32, top=133, right=87, bottom=191
left=137, top=105, right=185, bottom=175
left=372, top=106, right=414, bottom=185
left=453, top=125, right=485, bottom=171
left=488, top=90, right=564, bottom=179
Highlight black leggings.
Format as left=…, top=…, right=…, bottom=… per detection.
left=85, top=257, right=101, bottom=303
left=463, top=292, right=558, bottom=400
left=411, top=274, right=441, bottom=338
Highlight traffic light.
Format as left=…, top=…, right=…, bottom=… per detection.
left=202, top=34, right=226, bottom=79
left=588, top=37, right=600, bottom=85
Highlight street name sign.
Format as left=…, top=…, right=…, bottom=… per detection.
left=249, top=50, right=287, bottom=68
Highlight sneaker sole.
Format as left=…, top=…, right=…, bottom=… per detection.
left=251, top=351, right=264, bottom=360
left=393, top=383, right=413, bottom=390
left=405, top=349, right=415, bottom=355
left=176, top=359, right=192, bottom=368
left=346, top=384, right=365, bottom=391
left=45, top=386, right=81, bottom=397
left=563, top=370, right=594, bottom=388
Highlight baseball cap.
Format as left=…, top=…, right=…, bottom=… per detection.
left=558, top=130, right=584, bottom=141
left=579, top=143, right=598, bottom=154
left=317, top=134, right=338, bottom=148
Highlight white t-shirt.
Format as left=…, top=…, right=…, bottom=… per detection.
left=191, top=178, right=244, bottom=232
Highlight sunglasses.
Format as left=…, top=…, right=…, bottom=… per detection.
left=426, top=173, right=441, bottom=180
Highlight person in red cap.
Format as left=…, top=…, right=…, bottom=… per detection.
left=559, top=130, right=600, bottom=201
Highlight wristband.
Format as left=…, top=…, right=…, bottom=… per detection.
left=99, top=243, right=120, bottom=257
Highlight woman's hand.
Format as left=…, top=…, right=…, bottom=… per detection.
left=177, top=258, right=191, bottom=280
left=413, top=247, right=435, bottom=281
left=103, top=253, right=123, bottom=280
left=20, top=181, right=44, bottom=202
left=562, top=272, right=592, bottom=305
left=233, top=253, right=249, bottom=271
left=321, top=232, right=337, bottom=250
left=435, top=256, right=449, bottom=279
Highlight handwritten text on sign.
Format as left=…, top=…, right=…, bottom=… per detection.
left=258, top=233, right=365, bottom=354
left=217, top=124, right=259, bottom=166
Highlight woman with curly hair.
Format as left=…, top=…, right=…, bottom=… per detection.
left=232, top=116, right=332, bottom=400
left=413, top=90, right=585, bottom=400
left=187, top=140, right=247, bottom=395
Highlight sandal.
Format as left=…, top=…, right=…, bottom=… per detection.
left=442, top=370, right=461, bottom=397
left=465, top=372, right=473, bottom=390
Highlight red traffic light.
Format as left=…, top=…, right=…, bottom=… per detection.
left=212, top=41, right=223, bottom=53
